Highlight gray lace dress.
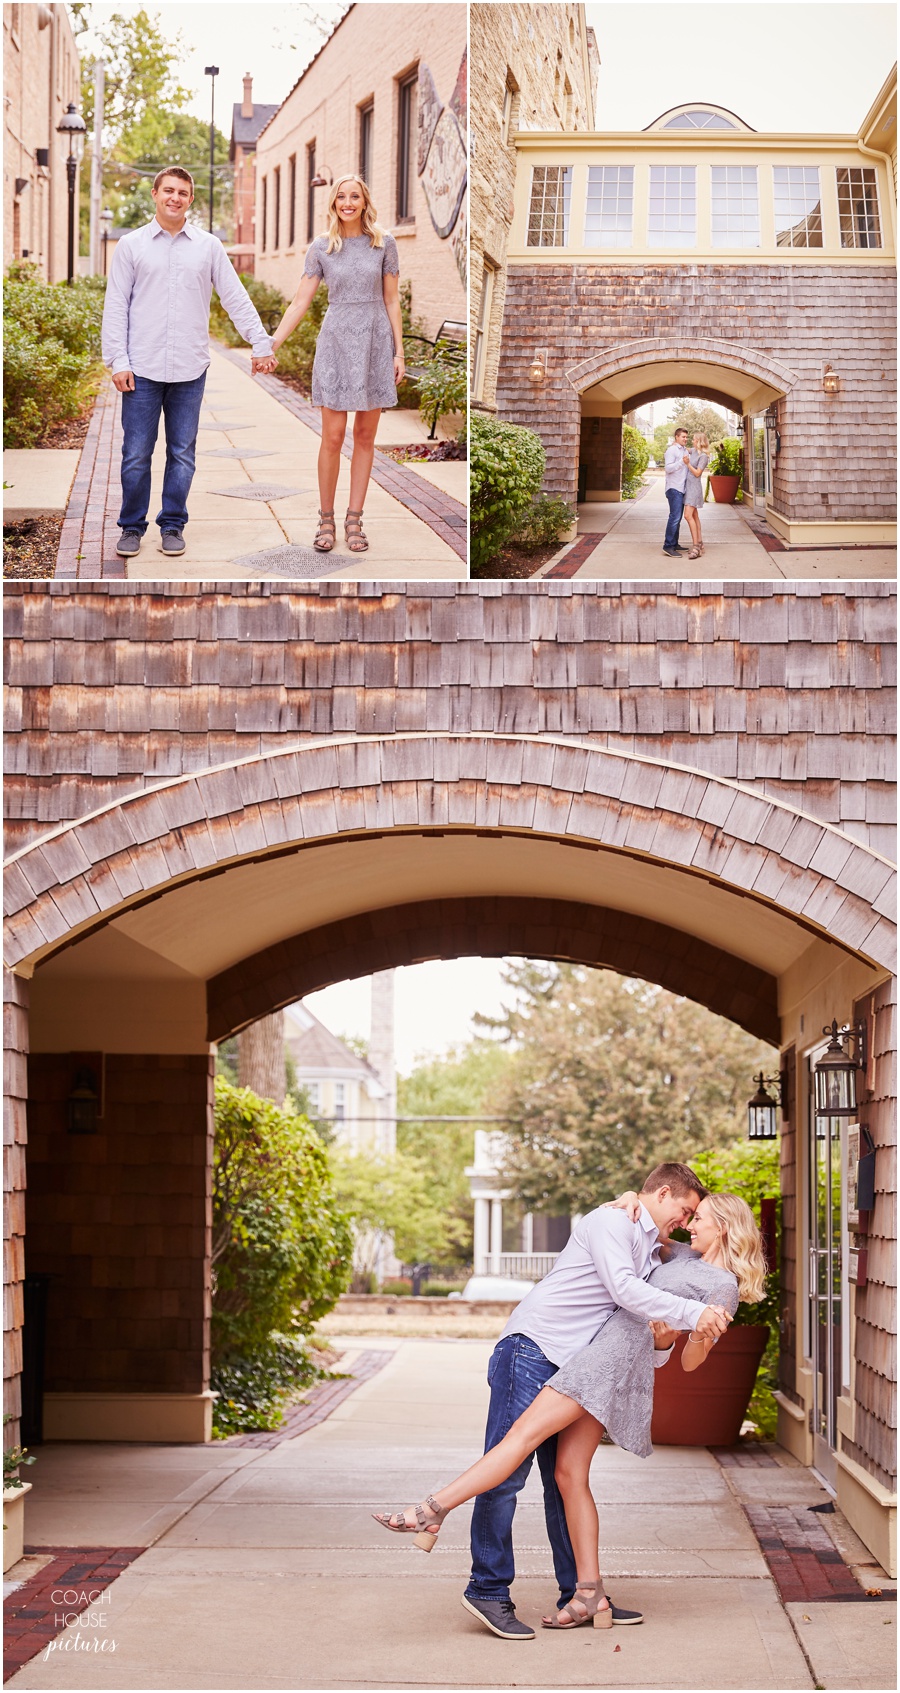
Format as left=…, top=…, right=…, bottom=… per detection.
left=304, top=233, right=399, bottom=412
left=684, top=450, right=709, bottom=507
left=547, top=1245, right=739, bottom=1457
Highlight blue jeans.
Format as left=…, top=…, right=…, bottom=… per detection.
left=464, top=1333, right=577, bottom=1606
left=664, top=487, right=685, bottom=552
left=118, top=372, right=206, bottom=533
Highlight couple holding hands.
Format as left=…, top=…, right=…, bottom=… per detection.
left=101, top=169, right=404, bottom=560
left=374, top=1161, right=766, bottom=1639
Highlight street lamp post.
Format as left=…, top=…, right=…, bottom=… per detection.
left=101, top=207, right=113, bottom=276
left=204, top=65, right=219, bottom=234
left=56, top=101, right=86, bottom=284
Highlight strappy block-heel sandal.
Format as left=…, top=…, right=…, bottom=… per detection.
left=344, top=508, right=369, bottom=553
left=313, top=510, right=336, bottom=552
left=542, top=1578, right=613, bottom=1630
left=371, top=1494, right=447, bottom=1552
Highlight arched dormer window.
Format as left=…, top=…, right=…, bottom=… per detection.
left=646, top=103, right=755, bottom=133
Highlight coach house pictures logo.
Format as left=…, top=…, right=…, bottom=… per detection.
left=44, top=1584, right=117, bottom=1659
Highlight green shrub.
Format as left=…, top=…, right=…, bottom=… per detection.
left=416, top=338, right=467, bottom=436
left=381, top=1278, right=413, bottom=1297
left=470, top=412, right=546, bottom=568
left=211, top=1331, right=321, bottom=1438
left=421, top=1281, right=466, bottom=1297
left=512, top=493, right=576, bottom=551
left=3, top=277, right=105, bottom=446
left=621, top=422, right=651, bottom=498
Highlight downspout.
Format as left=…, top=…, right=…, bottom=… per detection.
left=856, top=138, right=897, bottom=255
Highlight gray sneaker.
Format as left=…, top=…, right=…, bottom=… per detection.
left=159, top=529, right=186, bottom=555
left=460, top=1595, right=535, bottom=1640
left=116, top=529, right=142, bottom=557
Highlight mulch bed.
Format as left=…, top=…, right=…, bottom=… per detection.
left=472, top=541, right=561, bottom=579
left=380, top=441, right=466, bottom=464
left=3, top=516, right=65, bottom=580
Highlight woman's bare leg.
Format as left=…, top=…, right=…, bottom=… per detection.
left=347, top=408, right=381, bottom=514
left=318, top=407, right=347, bottom=515
left=540, top=1412, right=607, bottom=1623
left=387, top=1385, right=585, bottom=1526
left=684, top=505, right=701, bottom=550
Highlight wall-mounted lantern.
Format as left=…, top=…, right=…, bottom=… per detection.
left=68, top=1066, right=100, bottom=1135
left=528, top=348, right=549, bottom=384
left=814, top=1019, right=866, bottom=1117
left=822, top=364, right=840, bottom=394
left=747, top=1071, right=785, bottom=1140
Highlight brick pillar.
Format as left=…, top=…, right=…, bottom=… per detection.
left=3, top=970, right=29, bottom=1451
left=25, top=1053, right=214, bottom=1412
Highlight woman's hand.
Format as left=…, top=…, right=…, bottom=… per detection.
left=649, top=1320, right=677, bottom=1350
left=393, top=352, right=406, bottom=386
left=603, top=1190, right=641, bottom=1222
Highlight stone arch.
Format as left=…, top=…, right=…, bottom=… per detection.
left=568, top=337, right=799, bottom=411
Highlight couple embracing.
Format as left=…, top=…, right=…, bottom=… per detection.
left=101, top=168, right=404, bottom=562
left=374, top=1161, right=766, bottom=1637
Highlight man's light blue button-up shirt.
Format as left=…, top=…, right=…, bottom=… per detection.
left=664, top=441, right=690, bottom=493
left=101, top=217, right=273, bottom=383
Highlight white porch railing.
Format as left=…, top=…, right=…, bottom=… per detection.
left=498, top=1252, right=559, bottom=1280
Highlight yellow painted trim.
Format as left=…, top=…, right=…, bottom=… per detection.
left=42, top=1391, right=215, bottom=1443
left=836, top=1449, right=898, bottom=1578
left=774, top=1389, right=807, bottom=1424
left=765, top=509, right=898, bottom=547
left=584, top=490, right=620, bottom=502
left=507, top=251, right=894, bottom=267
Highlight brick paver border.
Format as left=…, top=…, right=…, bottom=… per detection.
left=54, top=378, right=126, bottom=580
left=223, top=1347, right=391, bottom=1450
left=215, top=347, right=468, bottom=563
left=542, top=532, right=608, bottom=578
left=4, top=1546, right=144, bottom=1681
left=742, top=1504, right=896, bottom=1605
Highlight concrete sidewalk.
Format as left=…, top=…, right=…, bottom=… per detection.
left=54, top=346, right=467, bottom=581
left=536, top=477, right=896, bottom=581
left=7, top=1337, right=895, bottom=1690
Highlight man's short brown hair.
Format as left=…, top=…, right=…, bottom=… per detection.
left=642, top=1161, right=707, bottom=1201
left=153, top=167, right=194, bottom=193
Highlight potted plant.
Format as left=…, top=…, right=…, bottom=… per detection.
left=3, top=1423, right=35, bottom=1573
left=708, top=436, right=743, bottom=504
left=651, top=1268, right=777, bottom=1447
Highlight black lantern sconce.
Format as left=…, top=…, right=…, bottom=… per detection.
left=67, top=1066, right=100, bottom=1135
left=747, top=1070, right=785, bottom=1140
left=813, top=1019, right=867, bottom=1117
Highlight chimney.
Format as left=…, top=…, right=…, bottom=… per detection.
left=242, top=74, right=253, bottom=120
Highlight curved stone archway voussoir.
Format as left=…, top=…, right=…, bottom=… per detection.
left=566, top=336, right=800, bottom=399
left=3, top=736, right=896, bottom=982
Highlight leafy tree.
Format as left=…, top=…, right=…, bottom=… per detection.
left=113, top=114, right=233, bottom=233
left=621, top=422, right=650, bottom=497
left=397, top=1041, right=516, bottom=1261
left=480, top=962, right=775, bottom=1215
left=330, top=1148, right=456, bottom=1288
left=665, top=400, right=732, bottom=445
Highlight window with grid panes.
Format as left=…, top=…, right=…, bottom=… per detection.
left=773, top=167, right=822, bottom=248
left=584, top=165, right=633, bottom=248
left=710, top=165, right=759, bottom=247
left=526, top=165, right=571, bottom=246
left=648, top=165, right=695, bottom=246
left=836, top=167, right=881, bottom=248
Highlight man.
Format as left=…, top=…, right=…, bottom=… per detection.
left=461, top=1162, right=730, bottom=1641
left=662, top=427, right=691, bottom=557
left=101, top=167, right=278, bottom=560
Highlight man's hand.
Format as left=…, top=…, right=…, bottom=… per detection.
left=251, top=355, right=278, bottom=375
left=695, top=1304, right=731, bottom=1338
left=649, top=1320, right=677, bottom=1350
left=604, top=1190, right=640, bottom=1222
left=112, top=370, right=135, bottom=392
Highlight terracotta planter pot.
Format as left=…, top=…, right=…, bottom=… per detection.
left=650, top=1324, right=769, bottom=1447
left=709, top=474, right=740, bottom=504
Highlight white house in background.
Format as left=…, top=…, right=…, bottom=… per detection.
left=284, top=1003, right=392, bottom=1154
left=466, top=1129, right=576, bottom=1279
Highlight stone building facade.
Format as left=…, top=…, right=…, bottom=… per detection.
left=3, top=2, right=82, bottom=280
left=3, top=583, right=897, bottom=1573
left=253, top=3, right=466, bottom=339
left=227, top=73, right=279, bottom=275
left=470, top=3, right=599, bottom=409
left=491, top=73, right=897, bottom=546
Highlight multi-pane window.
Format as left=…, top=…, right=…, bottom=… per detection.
left=663, top=109, right=736, bottom=129
left=648, top=165, right=696, bottom=246
left=306, top=1081, right=320, bottom=1114
left=526, top=165, right=571, bottom=246
left=710, top=165, right=759, bottom=247
left=836, top=167, right=881, bottom=248
left=333, top=1082, right=346, bottom=1121
left=306, top=142, right=316, bottom=241
left=359, top=101, right=373, bottom=185
left=397, top=71, right=417, bottom=221
left=584, top=165, right=633, bottom=247
left=773, top=167, right=822, bottom=248
left=288, top=155, right=296, bottom=248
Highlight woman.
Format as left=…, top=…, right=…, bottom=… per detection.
left=683, top=432, right=710, bottom=559
left=373, top=1192, right=766, bottom=1631
left=270, top=175, right=405, bottom=555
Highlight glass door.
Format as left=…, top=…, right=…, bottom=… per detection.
left=752, top=417, right=769, bottom=512
left=807, top=1059, right=843, bottom=1488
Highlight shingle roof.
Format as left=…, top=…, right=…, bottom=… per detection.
left=285, top=1004, right=382, bottom=1085
left=230, top=102, right=281, bottom=150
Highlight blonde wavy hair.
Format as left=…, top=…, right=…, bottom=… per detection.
left=692, top=432, right=710, bottom=451
left=325, top=175, right=385, bottom=253
left=706, top=1192, right=767, bottom=1303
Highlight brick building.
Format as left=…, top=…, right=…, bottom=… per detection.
left=470, top=3, right=599, bottom=409
left=488, top=68, right=897, bottom=547
left=3, top=2, right=82, bottom=280
left=252, top=3, right=466, bottom=338
left=3, top=582, right=896, bottom=1573
left=226, top=73, right=279, bottom=275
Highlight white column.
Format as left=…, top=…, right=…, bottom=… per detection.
left=473, top=1196, right=490, bottom=1276
left=523, top=1212, right=534, bottom=1254
left=490, top=1198, right=503, bottom=1276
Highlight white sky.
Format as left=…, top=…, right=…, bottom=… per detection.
left=302, top=957, right=518, bottom=1076
left=587, top=2, right=896, bottom=132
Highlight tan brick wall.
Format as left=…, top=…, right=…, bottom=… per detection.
left=470, top=4, right=598, bottom=409
left=496, top=263, right=898, bottom=525
left=254, top=4, right=466, bottom=339
left=3, top=3, right=82, bottom=281
left=3, top=968, right=28, bottom=1449
left=25, top=1053, right=213, bottom=1394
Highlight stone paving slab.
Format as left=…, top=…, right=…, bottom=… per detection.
left=3, top=450, right=82, bottom=520
left=785, top=1598, right=897, bottom=1690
